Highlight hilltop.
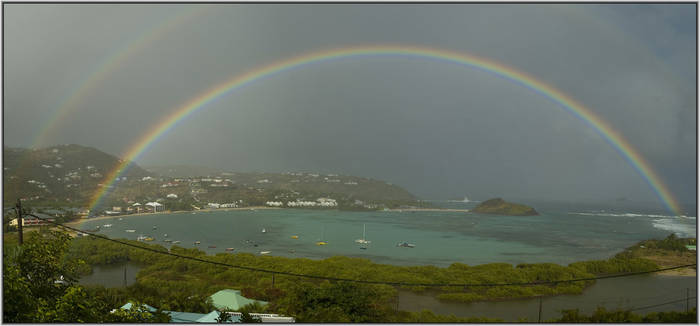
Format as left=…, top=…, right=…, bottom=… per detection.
left=3, top=145, right=421, bottom=212
left=3, top=144, right=150, bottom=206
left=471, top=198, right=539, bottom=216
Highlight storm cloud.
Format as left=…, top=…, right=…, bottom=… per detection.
left=3, top=4, right=696, bottom=209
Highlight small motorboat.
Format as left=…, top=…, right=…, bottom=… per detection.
left=194, top=241, right=201, bottom=245
left=291, top=235, right=299, bottom=239
left=208, top=245, right=216, bottom=248
left=125, top=229, right=136, bottom=233
left=316, top=241, right=328, bottom=246
left=396, top=241, right=415, bottom=248
left=262, top=228, right=266, bottom=233
left=288, top=249, right=296, bottom=253
left=260, top=251, right=271, bottom=255
left=225, top=248, right=235, bottom=251
left=172, top=240, right=181, bottom=244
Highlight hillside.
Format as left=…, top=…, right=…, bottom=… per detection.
left=144, top=165, right=224, bottom=178
left=471, top=198, right=539, bottom=216
left=3, top=144, right=150, bottom=206
left=3, top=145, right=420, bottom=212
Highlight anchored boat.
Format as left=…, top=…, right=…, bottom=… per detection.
left=396, top=241, right=415, bottom=248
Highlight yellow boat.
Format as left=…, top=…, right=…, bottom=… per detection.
left=291, top=235, right=299, bottom=239
left=144, top=237, right=154, bottom=241
left=316, top=241, right=328, bottom=246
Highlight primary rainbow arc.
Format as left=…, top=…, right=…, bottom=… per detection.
left=88, top=45, right=683, bottom=216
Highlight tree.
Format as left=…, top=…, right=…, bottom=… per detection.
left=276, top=281, right=394, bottom=322
left=216, top=309, right=233, bottom=323
left=238, top=311, right=262, bottom=323
left=2, top=229, right=170, bottom=323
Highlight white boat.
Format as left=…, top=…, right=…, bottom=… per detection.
left=261, top=228, right=266, bottom=233
left=137, top=235, right=147, bottom=241
left=103, top=224, right=112, bottom=227
left=118, top=218, right=123, bottom=221
left=354, top=224, right=371, bottom=244
left=125, top=229, right=136, bottom=233
left=260, top=251, right=271, bottom=255
left=396, top=241, right=415, bottom=248
left=172, top=240, right=181, bottom=244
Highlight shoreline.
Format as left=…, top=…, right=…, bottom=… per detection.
left=387, top=208, right=470, bottom=212
left=63, top=206, right=280, bottom=228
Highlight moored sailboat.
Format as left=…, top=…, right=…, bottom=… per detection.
left=354, top=224, right=371, bottom=245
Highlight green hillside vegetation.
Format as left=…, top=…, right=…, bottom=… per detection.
left=472, top=198, right=539, bottom=216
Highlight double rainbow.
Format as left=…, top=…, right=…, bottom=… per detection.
left=87, top=45, right=682, bottom=216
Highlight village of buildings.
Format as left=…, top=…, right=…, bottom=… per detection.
left=5, top=147, right=401, bottom=221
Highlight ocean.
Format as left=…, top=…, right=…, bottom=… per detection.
left=78, top=201, right=696, bottom=267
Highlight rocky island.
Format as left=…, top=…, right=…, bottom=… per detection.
left=471, top=198, right=538, bottom=216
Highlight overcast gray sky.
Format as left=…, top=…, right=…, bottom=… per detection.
left=3, top=4, right=696, bottom=209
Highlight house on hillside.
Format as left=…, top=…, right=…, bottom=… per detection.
left=114, top=301, right=294, bottom=323
left=10, top=214, right=55, bottom=227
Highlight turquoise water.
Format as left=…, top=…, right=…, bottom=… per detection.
left=78, top=202, right=696, bottom=267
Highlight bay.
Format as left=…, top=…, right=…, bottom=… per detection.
left=77, top=202, right=695, bottom=267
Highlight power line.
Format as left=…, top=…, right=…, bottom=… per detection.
left=548, top=288, right=695, bottom=304
left=28, top=213, right=697, bottom=288
left=628, top=297, right=697, bottom=312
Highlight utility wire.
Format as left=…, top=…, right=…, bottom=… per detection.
left=628, top=297, right=696, bottom=312
left=28, top=214, right=697, bottom=288
left=547, top=288, right=695, bottom=304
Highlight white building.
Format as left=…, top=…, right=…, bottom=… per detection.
left=145, top=202, right=163, bottom=212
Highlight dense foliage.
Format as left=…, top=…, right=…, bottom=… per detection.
left=2, top=229, right=170, bottom=322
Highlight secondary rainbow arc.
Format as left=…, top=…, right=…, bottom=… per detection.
left=88, top=45, right=683, bottom=216
left=30, top=7, right=210, bottom=149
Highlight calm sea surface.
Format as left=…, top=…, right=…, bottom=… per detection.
left=78, top=201, right=696, bottom=267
